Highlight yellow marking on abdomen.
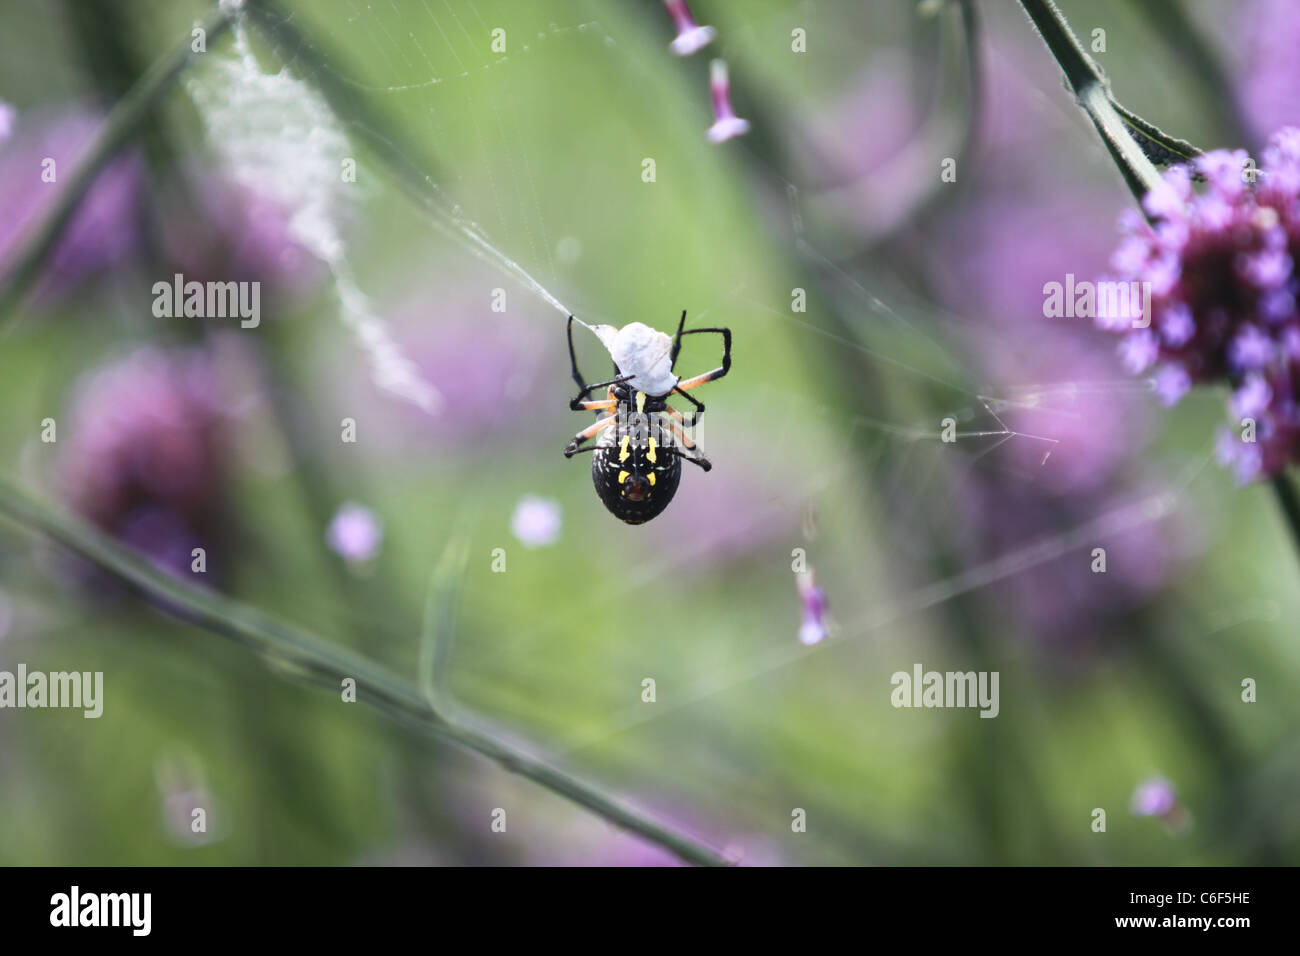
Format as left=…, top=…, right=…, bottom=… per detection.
left=618, top=434, right=630, bottom=462
left=648, top=472, right=656, bottom=486
left=647, top=436, right=658, bottom=463
left=635, top=391, right=646, bottom=413
left=618, top=470, right=629, bottom=483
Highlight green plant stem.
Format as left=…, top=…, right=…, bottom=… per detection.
left=0, top=5, right=240, bottom=320
left=0, top=475, right=730, bottom=866
left=1017, top=0, right=1163, bottom=205
left=1270, top=474, right=1300, bottom=562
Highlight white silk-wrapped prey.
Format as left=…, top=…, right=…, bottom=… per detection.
left=590, top=322, right=679, bottom=396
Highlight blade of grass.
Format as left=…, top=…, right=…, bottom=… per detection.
left=0, top=474, right=731, bottom=866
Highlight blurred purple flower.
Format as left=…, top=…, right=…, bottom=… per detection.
left=1130, top=775, right=1190, bottom=832
left=1237, top=0, right=1300, bottom=143
left=707, top=60, right=750, bottom=144
left=162, top=169, right=322, bottom=298
left=326, top=502, right=383, bottom=565
left=336, top=282, right=553, bottom=451
left=795, top=55, right=937, bottom=239
left=797, top=572, right=830, bottom=646
left=663, top=0, right=714, bottom=57
left=511, top=495, right=562, bottom=548
left=0, top=107, right=145, bottom=298
left=952, top=473, right=1185, bottom=656
left=920, top=68, right=1187, bottom=646
left=58, top=346, right=232, bottom=582
left=1131, top=776, right=1177, bottom=817
left=0, top=102, right=15, bottom=144
left=1101, top=129, right=1300, bottom=482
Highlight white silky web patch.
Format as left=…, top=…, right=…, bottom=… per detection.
left=591, top=322, right=678, bottom=396
left=186, top=26, right=442, bottom=415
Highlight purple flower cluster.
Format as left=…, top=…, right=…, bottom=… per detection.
left=58, top=347, right=231, bottom=581
left=1101, top=128, right=1300, bottom=482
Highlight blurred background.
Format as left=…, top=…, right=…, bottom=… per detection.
left=0, top=0, right=1297, bottom=865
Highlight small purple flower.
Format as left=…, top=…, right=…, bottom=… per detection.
left=1216, top=427, right=1264, bottom=485
left=663, top=0, right=715, bottom=57
left=0, top=102, right=15, bottom=143
left=1229, top=324, right=1275, bottom=371
left=706, top=60, right=750, bottom=144
left=1141, top=165, right=1191, bottom=222
left=1118, top=329, right=1159, bottom=374
left=326, top=502, right=383, bottom=565
left=1153, top=363, right=1191, bottom=406
left=1130, top=776, right=1177, bottom=817
left=1231, top=374, right=1273, bottom=419
left=796, top=572, right=829, bottom=646
left=1158, top=302, right=1195, bottom=347
left=1130, top=776, right=1191, bottom=831
left=511, top=495, right=562, bottom=548
left=1197, top=149, right=1251, bottom=198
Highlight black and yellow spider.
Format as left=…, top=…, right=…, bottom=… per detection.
left=563, top=311, right=732, bottom=524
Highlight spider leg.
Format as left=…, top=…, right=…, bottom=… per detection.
left=670, top=309, right=688, bottom=369
left=567, top=315, right=632, bottom=409
left=671, top=326, right=732, bottom=392
left=657, top=414, right=712, bottom=471
left=564, top=414, right=617, bottom=457
left=569, top=374, right=634, bottom=411
left=566, top=315, right=588, bottom=394
left=663, top=441, right=712, bottom=472
left=667, top=387, right=706, bottom=428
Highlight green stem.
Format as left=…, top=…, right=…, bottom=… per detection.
left=0, top=5, right=240, bottom=319
left=1271, top=474, right=1300, bottom=561
left=1017, top=0, right=1163, bottom=206
left=0, top=475, right=730, bottom=866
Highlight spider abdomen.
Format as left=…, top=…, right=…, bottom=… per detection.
left=591, top=416, right=682, bottom=524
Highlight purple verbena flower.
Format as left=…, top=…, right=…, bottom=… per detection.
left=663, top=0, right=715, bottom=57
left=796, top=572, right=829, bottom=646
left=511, top=495, right=562, bottom=548
left=1153, top=363, right=1192, bottom=406
left=706, top=60, right=750, bottom=144
left=58, top=347, right=231, bottom=582
left=326, top=502, right=383, bottom=565
left=1101, top=127, right=1300, bottom=481
left=1130, top=775, right=1191, bottom=831
left=1130, top=776, right=1177, bottom=817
